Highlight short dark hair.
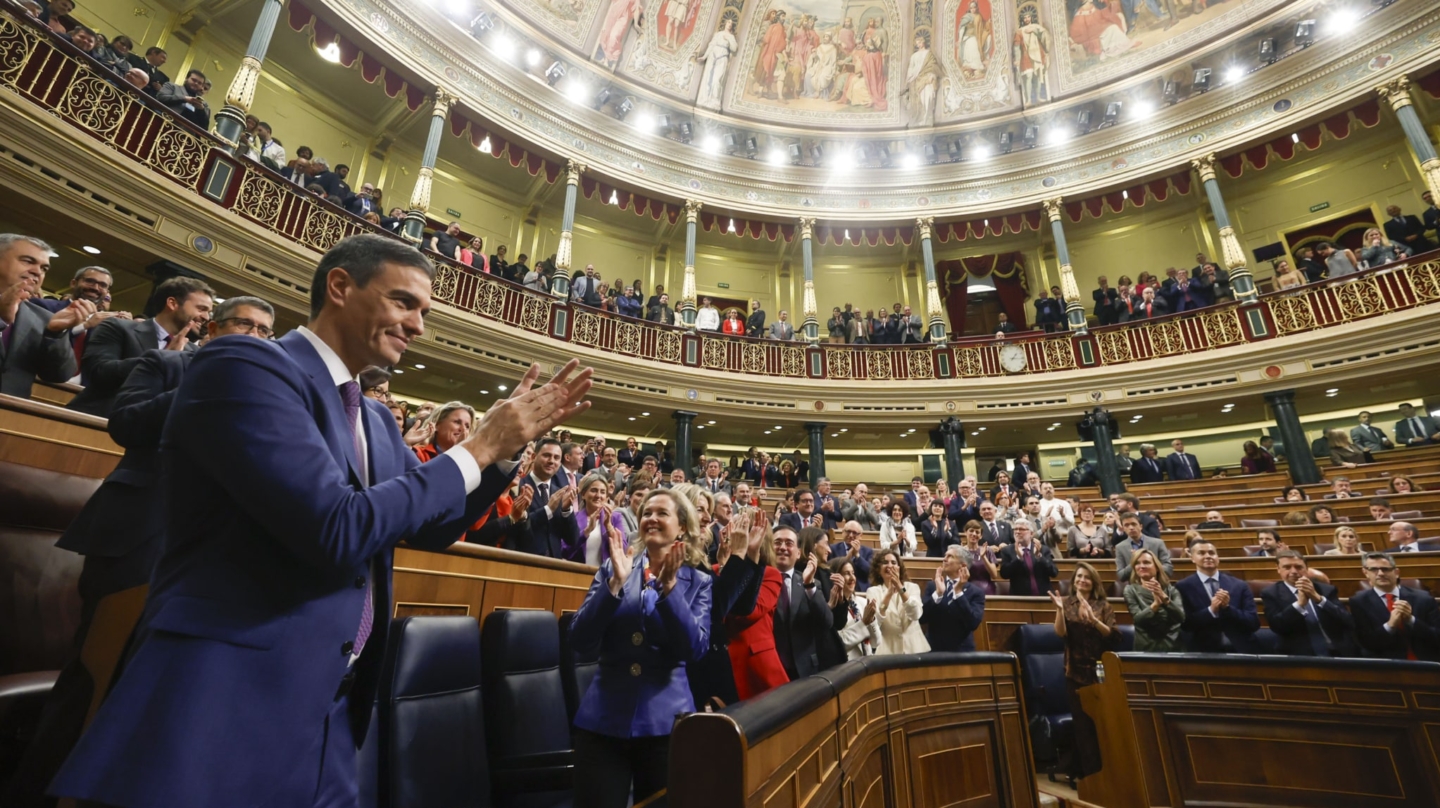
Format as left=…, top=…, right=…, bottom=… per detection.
left=186, top=69, right=206, bottom=81
left=560, top=441, right=580, bottom=458
left=1257, top=528, right=1280, bottom=543
left=1120, top=513, right=1141, bottom=524
left=72, top=265, right=111, bottom=283
left=793, top=489, right=814, bottom=504
left=336, top=164, right=349, bottom=173
left=309, top=234, right=434, bottom=317
left=153, top=276, right=215, bottom=311
left=112, top=35, right=133, bottom=49
left=1275, top=549, right=1305, bottom=563
left=358, top=366, right=391, bottom=392
left=536, top=437, right=561, bottom=453
left=145, top=46, right=166, bottom=56
left=213, top=295, right=273, bottom=322
left=1370, top=497, right=1392, bottom=508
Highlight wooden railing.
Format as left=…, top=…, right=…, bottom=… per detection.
left=668, top=652, right=1038, bottom=808
left=5, top=4, right=1440, bottom=382
left=1078, top=653, right=1440, bottom=808
left=0, top=394, right=118, bottom=478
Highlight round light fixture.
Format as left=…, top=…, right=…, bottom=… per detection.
left=81, top=245, right=101, bottom=255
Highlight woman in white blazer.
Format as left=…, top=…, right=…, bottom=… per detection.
left=878, top=501, right=917, bottom=557
left=828, top=557, right=881, bottom=659
left=869, top=549, right=930, bottom=655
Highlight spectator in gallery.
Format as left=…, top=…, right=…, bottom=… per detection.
left=1092, top=276, right=1118, bottom=325
left=1315, top=241, right=1360, bottom=279
left=1350, top=410, right=1394, bottom=453
left=1273, top=258, right=1305, bottom=290
left=428, top=222, right=464, bottom=263
left=695, top=297, right=721, bottom=331
left=745, top=298, right=766, bottom=337
left=1382, top=204, right=1435, bottom=254
left=1394, top=401, right=1440, bottom=446
left=462, top=237, right=489, bottom=272
left=826, top=307, right=846, bottom=343
left=1326, top=428, right=1371, bottom=468
left=721, top=308, right=745, bottom=335
left=647, top=293, right=675, bottom=325
left=157, top=69, right=210, bottom=129
left=1359, top=227, right=1410, bottom=268
left=767, top=310, right=795, bottom=340
left=616, top=286, right=642, bottom=318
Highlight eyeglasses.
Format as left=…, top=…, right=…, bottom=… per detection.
left=1363, top=566, right=1396, bottom=574
left=843, top=530, right=862, bottom=536
left=214, top=317, right=274, bottom=338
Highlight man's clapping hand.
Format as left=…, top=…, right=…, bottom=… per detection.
left=463, top=359, right=592, bottom=468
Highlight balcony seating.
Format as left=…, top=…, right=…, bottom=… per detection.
left=480, top=609, right=574, bottom=808
left=377, top=616, right=489, bottom=808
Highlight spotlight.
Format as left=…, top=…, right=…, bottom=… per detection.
left=1162, top=80, right=1179, bottom=105
left=615, top=97, right=634, bottom=120
left=901, top=152, right=921, bottom=170
left=787, top=143, right=803, bottom=164
left=877, top=145, right=891, bottom=166
left=1075, top=108, right=1093, bottom=132
left=810, top=144, right=824, bottom=164
left=1101, top=101, right=1122, bottom=127
left=1131, top=100, right=1155, bottom=119
left=677, top=122, right=693, bottom=143
left=633, top=111, right=654, bottom=131
left=470, top=12, right=495, bottom=33
left=998, top=131, right=1013, bottom=154
left=491, top=35, right=516, bottom=60
left=1258, top=37, right=1277, bottom=63
left=81, top=245, right=101, bottom=255
left=1326, top=6, right=1361, bottom=34
left=1192, top=67, right=1212, bottom=92
left=768, top=148, right=787, bottom=166
left=721, top=132, right=737, bottom=153
left=565, top=79, right=588, bottom=103
left=593, top=86, right=612, bottom=108
left=970, top=144, right=990, bottom=161
left=1047, top=126, right=1070, bottom=145
left=1223, top=65, right=1244, bottom=84
left=1021, top=125, right=1039, bottom=148
left=922, top=141, right=938, bottom=163
left=946, top=139, right=961, bottom=160
left=1294, top=19, right=1315, bottom=47
left=656, top=114, right=670, bottom=131
left=525, top=48, right=542, bottom=67
left=316, top=42, right=341, bottom=63
left=544, top=61, right=566, bottom=85
left=744, top=136, right=758, bottom=157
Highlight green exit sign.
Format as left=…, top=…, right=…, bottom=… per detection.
left=1309, top=202, right=1330, bottom=213
left=445, top=208, right=463, bottom=218
left=717, top=282, right=731, bottom=289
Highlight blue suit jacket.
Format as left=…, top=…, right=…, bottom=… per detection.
left=571, top=556, right=711, bottom=738
left=1130, top=455, right=1165, bottom=483
left=520, top=473, right=580, bottom=558
left=1175, top=572, right=1260, bottom=653
left=53, top=332, right=512, bottom=808
left=920, top=581, right=986, bottom=652
left=1164, top=452, right=1202, bottom=481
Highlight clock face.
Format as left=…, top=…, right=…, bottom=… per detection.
left=1000, top=344, right=1028, bottom=373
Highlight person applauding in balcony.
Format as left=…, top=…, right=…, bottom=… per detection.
left=1359, top=227, right=1410, bottom=268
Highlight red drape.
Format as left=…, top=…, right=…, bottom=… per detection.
left=936, top=253, right=1030, bottom=333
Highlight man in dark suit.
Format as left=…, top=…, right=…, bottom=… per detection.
left=0, top=234, right=87, bottom=398
left=1130, top=443, right=1165, bottom=483
left=903, top=476, right=923, bottom=515
left=921, top=546, right=986, bottom=651
left=1261, top=551, right=1357, bottom=657
left=1132, top=286, right=1169, bottom=320
left=1112, top=493, right=1161, bottom=541
left=66, top=275, right=215, bottom=417
left=1423, top=191, right=1439, bottom=238
left=745, top=299, right=766, bottom=337
left=1382, top=204, right=1435, bottom=254
left=3, top=297, right=275, bottom=808
left=946, top=478, right=982, bottom=526
left=1350, top=410, right=1394, bottom=453
left=976, top=501, right=1013, bottom=547
left=771, top=526, right=833, bottom=679
left=52, top=234, right=592, bottom=808
left=1350, top=552, right=1440, bottom=661
left=346, top=183, right=381, bottom=218
left=1175, top=540, right=1260, bottom=652
left=520, top=437, right=580, bottom=558
left=1092, top=278, right=1119, bottom=325
left=993, top=312, right=1019, bottom=335
left=1394, top=402, right=1440, bottom=446
left=1164, top=438, right=1202, bottom=481
left=699, top=458, right=731, bottom=496
left=780, top=488, right=822, bottom=534
left=999, top=521, right=1057, bottom=596
left=813, top=477, right=840, bottom=530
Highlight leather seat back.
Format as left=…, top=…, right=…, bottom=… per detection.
left=557, top=612, right=597, bottom=725
left=0, top=461, right=98, bottom=675
left=1016, top=624, right=1069, bottom=718
left=379, top=616, right=489, bottom=808
left=481, top=609, right=573, bottom=806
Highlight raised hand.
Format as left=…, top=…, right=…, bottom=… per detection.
left=554, top=485, right=576, bottom=511
left=828, top=580, right=844, bottom=608
left=862, top=598, right=877, bottom=624
left=48, top=299, right=98, bottom=334
left=509, top=484, right=534, bottom=522
left=802, top=554, right=818, bottom=587
left=933, top=564, right=945, bottom=594
left=656, top=540, right=685, bottom=596
left=463, top=359, right=594, bottom=468
left=1047, top=590, right=1066, bottom=609
left=0, top=281, right=33, bottom=325
left=607, top=530, right=632, bottom=595
left=403, top=420, right=434, bottom=447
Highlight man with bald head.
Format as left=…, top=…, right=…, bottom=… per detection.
left=1383, top=204, right=1434, bottom=254
left=837, top=520, right=875, bottom=591
left=841, top=483, right=880, bottom=530
left=1389, top=521, right=1423, bottom=554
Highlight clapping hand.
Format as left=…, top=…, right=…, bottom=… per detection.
left=509, top=485, right=534, bottom=523
left=862, top=598, right=877, bottom=624
left=549, top=485, right=575, bottom=512
left=404, top=420, right=435, bottom=447
left=463, top=359, right=593, bottom=468
left=606, top=530, right=633, bottom=595
left=1047, top=590, right=1066, bottom=609
left=655, top=540, right=684, bottom=596
left=802, top=554, right=819, bottom=587
left=1077, top=597, right=1097, bottom=625
left=48, top=298, right=98, bottom=334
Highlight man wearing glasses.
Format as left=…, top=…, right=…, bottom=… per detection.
left=6, top=296, right=275, bottom=805
left=838, top=520, right=875, bottom=591
left=1349, top=552, right=1440, bottom=661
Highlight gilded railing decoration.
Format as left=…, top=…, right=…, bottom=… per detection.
left=5, top=10, right=1440, bottom=384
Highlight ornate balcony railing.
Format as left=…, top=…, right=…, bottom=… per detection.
left=4, top=5, right=1439, bottom=383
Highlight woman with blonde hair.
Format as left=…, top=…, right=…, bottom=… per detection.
left=1326, top=427, right=1370, bottom=468
left=1123, top=549, right=1183, bottom=652
left=869, top=549, right=930, bottom=654
left=411, top=400, right=475, bottom=462
left=1359, top=227, right=1410, bottom=268
left=1325, top=525, right=1362, bottom=555
left=570, top=472, right=627, bottom=566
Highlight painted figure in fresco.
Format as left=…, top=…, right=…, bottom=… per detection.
left=595, top=0, right=644, bottom=68
left=956, top=0, right=992, bottom=79
left=859, top=18, right=887, bottom=111
left=1012, top=4, right=1050, bottom=104
left=804, top=31, right=839, bottom=98
left=696, top=17, right=737, bottom=109
left=659, top=0, right=700, bottom=50
left=752, top=10, right=788, bottom=98
left=905, top=33, right=940, bottom=125
left=1069, top=0, right=1136, bottom=60
left=836, top=16, right=857, bottom=57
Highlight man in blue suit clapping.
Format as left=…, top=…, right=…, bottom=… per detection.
left=52, top=234, right=592, bottom=808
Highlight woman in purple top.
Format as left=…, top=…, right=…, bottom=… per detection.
left=959, top=520, right=1001, bottom=595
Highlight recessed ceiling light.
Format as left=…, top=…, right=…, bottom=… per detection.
left=1051, top=422, right=1061, bottom=426
left=839, top=428, right=848, bottom=432
left=977, top=426, right=986, bottom=431
left=763, top=431, right=771, bottom=435
left=479, top=390, right=489, bottom=395
left=81, top=245, right=101, bottom=255
left=497, top=384, right=507, bottom=391
left=316, top=42, right=341, bottom=63
left=392, top=368, right=404, bottom=374
left=1132, top=414, right=1144, bottom=420
left=908, top=428, right=916, bottom=432
left=831, top=433, right=838, bottom=437
left=1047, top=426, right=1057, bottom=431
left=773, top=425, right=782, bottom=430
left=413, top=364, right=425, bottom=369
left=971, top=431, right=979, bottom=436
left=628, top=417, right=636, bottom=421
left=696, top=425, right=704, bottom=430
left=707, top=420, right=716, bottom=425
left=642, top=412, right=651, bottom=416
left=1325, top=388, right=1339, bottom=394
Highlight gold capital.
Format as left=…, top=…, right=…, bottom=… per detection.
left=915, top=217, right=934, bottom=241
left=565, top=160, right=587, bottom=186
left=684, top=199, right=702, bottom=223
left=1042, top=197, right=1064, bottom=223
left=431, top=88, right=456, bottom=117
left=1191, top=153, right=1219, bottom=184
left=408, top=166, right=435, bottom=215
left=798, top=217, right=816, bottom=240
left=1058, top=263, right=1080, bottom=304
left=1375, top=76, right=1413, bottom=111
left=1420, top=158, right=1440, bottom=202
left=1218, top=226, right=1247, bottom=270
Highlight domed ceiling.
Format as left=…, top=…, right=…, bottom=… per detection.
left=498, top=0, right=1287, bottom=131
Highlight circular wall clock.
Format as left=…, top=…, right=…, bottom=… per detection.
left=999, top=344, right=1028, bottom=374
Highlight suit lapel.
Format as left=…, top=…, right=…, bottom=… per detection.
left=277, top=332, right=363, bottom=487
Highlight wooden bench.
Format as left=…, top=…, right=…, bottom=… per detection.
left=0, top=394, right=119, bottom=479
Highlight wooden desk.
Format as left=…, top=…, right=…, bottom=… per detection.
left=1078, top=653, right=1440, bottom=808
left=668, top=653, right=1037, bottom=808
left=391, top=543, right=595, bottom=622
left=0, top=393, right=119, bottom=478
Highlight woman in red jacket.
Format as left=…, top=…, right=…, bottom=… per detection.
left=721, top=309, right=745, bottom=335
left=726, top=527, right=789, bottom=700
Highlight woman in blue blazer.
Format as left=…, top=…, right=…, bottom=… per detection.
left=569, top=488, right=712, bottom=808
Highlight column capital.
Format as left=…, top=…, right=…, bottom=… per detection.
left=672, top=410, right=699, bottom=422
left=1057, top=263, right=1081, bottom=304
left=684, top=199, right=702, bottom=222
left=937, top=415, right=965, bottom=435
left=1375, top=76, right=1413, bottom=111
left=915, top=217, right=935, bottom=240
left=1421, top=158, right=1440, bottom=202
left=1262, top=389, right=1297, bottom=405
left=1041, top=197, right=1064, bottom=223
left=431, top=88, right=457, bottom=117
left=1191, top=152, right=1219, bottom=183
left=565, top=159, right=587, bottom=186
left=803, top=422, right=828, bottom=433
left=797, top=217, right=816, bottom=239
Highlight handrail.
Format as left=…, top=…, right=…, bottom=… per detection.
left=0, top=394, right=109, bottom=430
left=5, top=5, right=1440, bottom=382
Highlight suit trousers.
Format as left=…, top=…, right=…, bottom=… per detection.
left=573, top=728, right=669, bottom=808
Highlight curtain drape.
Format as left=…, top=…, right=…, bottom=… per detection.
left=937, top=253, right=1030, bottom=334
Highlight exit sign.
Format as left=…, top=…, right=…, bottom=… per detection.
left=445, top=208, right=463, bottom=218
left=717, top=282, right=731, bottom=289
left=1309, top=202, right=1330, bottom=213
